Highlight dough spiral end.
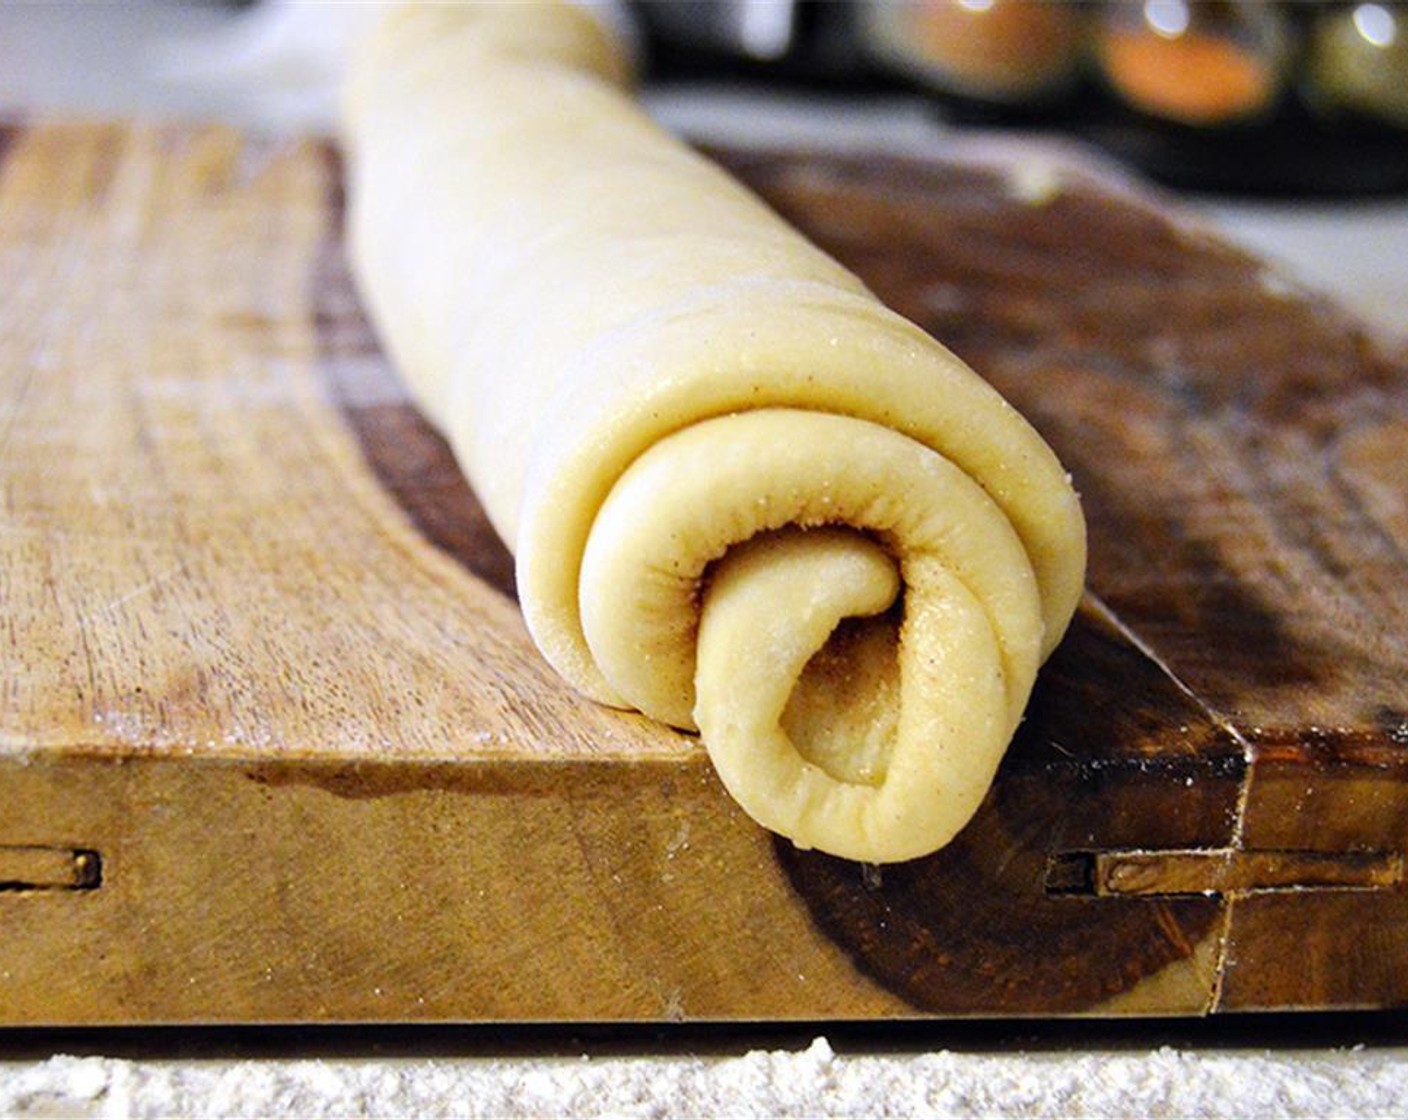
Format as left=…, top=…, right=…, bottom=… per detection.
left=579, top=409, right=1042, bottom=863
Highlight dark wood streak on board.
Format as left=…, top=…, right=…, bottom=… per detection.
left=0, top=120, right=19, bottom=177
left=312, top=144, right=519, bottom=600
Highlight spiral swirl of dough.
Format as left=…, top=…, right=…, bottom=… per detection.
left=581, top=409, right=1043, bottom=861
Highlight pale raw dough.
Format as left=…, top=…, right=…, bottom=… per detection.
left=341, top=2, right=1086, bottom=862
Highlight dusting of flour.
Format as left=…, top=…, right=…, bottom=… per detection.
left=4, top=1037, right=1406, bottom=1119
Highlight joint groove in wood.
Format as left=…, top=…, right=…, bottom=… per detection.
left=1048, top=848, right=1403, bottom=898
left=0, top=846, right=102, bottom=893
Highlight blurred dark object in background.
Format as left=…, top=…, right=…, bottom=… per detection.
left=634, top=0, right=873, bottom=83
left=1306, top=0, right=1408, bottom=127
left=633, top=1, right=1408, bottom=197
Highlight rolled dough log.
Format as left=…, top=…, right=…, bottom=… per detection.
left=342, top=2, right=1086, bottom=862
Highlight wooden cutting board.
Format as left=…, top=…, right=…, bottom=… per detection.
left=3, top=121, right=1406, bottom=1025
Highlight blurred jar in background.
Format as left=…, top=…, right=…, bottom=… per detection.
left=1306, top=2, right=1408, bottom=128
left=859, top=0, right=1089, bottom=110
left=1092, top=0, right=1293, bottom=127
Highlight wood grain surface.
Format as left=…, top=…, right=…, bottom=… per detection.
left=2, top=121, right=1406, bottom=1023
